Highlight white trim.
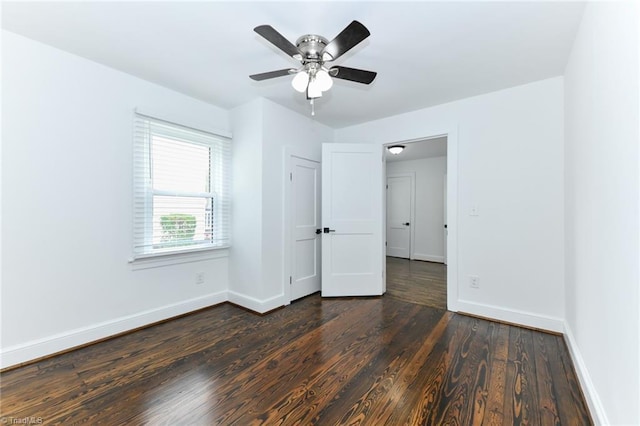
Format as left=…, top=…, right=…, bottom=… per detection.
left=0, top=291, right=227, bottom=369
left=129, top=248, right=229, bottom=270
left=563, top=322, right=608, bottom=425
left=411, top=253, right=445, bottom=263
left=446, top=127, right=459, bottom=312
left=227, top=290, right=287, bottom=314
left=457, top=299, right=564, bottom=333
left=134, top=106, right=232, bottom=139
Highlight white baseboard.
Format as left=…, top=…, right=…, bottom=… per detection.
left=456, top=299, right=564, bottom=333
left=411, top=253, right=445, bottom=263
left=563, top=322, right=608, bottom=425
left=0, top=291, right=227, bottom=370
left=227, top=290, right=287, bottom=314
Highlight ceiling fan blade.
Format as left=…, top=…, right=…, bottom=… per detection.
left=329, top=66, right=377, bottom=84
left=254, top=25, right=302, bottom=59
left=322, top=20, right=370, bottom=62
left=249, top=69, right=294, bottom=81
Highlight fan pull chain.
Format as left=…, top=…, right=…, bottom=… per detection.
left=310, top=98, right=315, bottom=116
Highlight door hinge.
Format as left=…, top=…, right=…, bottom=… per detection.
left=386, top=184, right=388, bottom=189
left=385, top=241, right=387, bottom=246
left=289, top=276, right=292, bottom=284
left=290, top=172, right=292, bottom=181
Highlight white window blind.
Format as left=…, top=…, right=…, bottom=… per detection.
left=133, top=113, right=231, bottom=258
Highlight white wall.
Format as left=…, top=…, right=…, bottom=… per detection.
left=229, top=99, right=264, bottom=303
left=387, top=156, right=447, bottom=262
left=564, top=2, right=640, bottom=424
left=1, top=31, right=231, bottom=368
left=261, top=100, right=332, bottom=303
left=336, top=77, right=565, bottom=332
left=229, top=98, right=332, bottom=311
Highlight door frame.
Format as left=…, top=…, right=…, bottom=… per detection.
left=384, top=129, right=458, bottom=312
left=283, top=146, right=321, bottom=304
left=386, top=172, right=416, bottom=259
left=443, top=173, right=447, bottom=265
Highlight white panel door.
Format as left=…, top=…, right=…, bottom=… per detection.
left=386, top=176, right=411, bottom=258
left=321, top=143, right=384, bottom=297
left=291, top=156, right=321, bottom=301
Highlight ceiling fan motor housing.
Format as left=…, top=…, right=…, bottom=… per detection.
left=296, top=34, right=329, bottom=62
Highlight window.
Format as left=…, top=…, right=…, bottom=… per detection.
left=133, top=113, right=230, bottom=258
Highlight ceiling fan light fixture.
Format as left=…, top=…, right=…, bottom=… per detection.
left=316, top=69, right=333, bottom=92
left=388, top=145, right=405, bottom=155
left=307, top=77, right=323, bottom=98
left=291, top=71, right=309, bottom=93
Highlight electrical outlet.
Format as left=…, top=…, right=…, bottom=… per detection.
left=469, top=275, right=479, bottom=289
left=195, top=272, right=205, bottom=285
left=470, top=205, right=479, bottom=216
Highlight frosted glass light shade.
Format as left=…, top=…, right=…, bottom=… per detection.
left=387, top=145, right=405, bottom=155
left=316, top=69, right=333, bottom=92
left=307, top=78, right=323, bottom=98
left=291, top=71, right=309, bottom=93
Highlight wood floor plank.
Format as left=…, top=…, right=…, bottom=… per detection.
left=484, top=322, right=510, bottom=425
left=532, top=332, right=562, bottom=425
left=386, top=257, right=447, bottom=310
left=505, top=326, right=542, bottom=425
left=353, top=310, right=454, bottom=425
left=556, top=335, right=593, bottom=424
left=58, top=297, right=357, bottom=425
left=225, top=298, right=420, bottom=425
left=0, top=295, right=592, bottom=425
left=314, top=304, right=443, bottom=425
left=402, top=313, right=475, bottom=425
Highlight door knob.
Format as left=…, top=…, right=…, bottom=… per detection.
left=403, top=222, right=410, bottom=226
left=323, top=227, right=336, bottom=233
left=315, top=229, right=322, bottom=235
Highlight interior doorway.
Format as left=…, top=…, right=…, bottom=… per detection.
left=383, top=136, right=451, bottom=310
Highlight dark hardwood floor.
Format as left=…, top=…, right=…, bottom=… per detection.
left=386, top=256, right=447, bottom=310
left=0, top=295, right=591, bottom=425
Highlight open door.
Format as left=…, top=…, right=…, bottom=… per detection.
left=289, top=155, right=321, bottom=301
left=321, top=143, right=384, bottom=296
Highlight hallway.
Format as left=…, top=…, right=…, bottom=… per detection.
left=386, top=257, right=447, bottom=310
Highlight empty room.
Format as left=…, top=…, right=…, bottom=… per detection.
left=1, top=1, right=639, bottom=425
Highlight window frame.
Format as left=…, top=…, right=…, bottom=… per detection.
left=132, top=111, right=231, bottom=261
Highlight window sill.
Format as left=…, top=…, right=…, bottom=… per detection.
left=129, top=246, right=229, bottom=270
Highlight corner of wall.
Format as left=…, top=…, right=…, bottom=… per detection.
left=227, top=290, right=287, bottom=314
left=562, top=321, right=609, bottom=425
left=457, top=300, right=564, bottom=333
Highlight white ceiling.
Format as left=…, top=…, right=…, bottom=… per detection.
left=2, top=1, right=585, bottom=129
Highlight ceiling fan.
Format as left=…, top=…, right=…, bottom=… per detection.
left=249, top=21, right=377, bottom=114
